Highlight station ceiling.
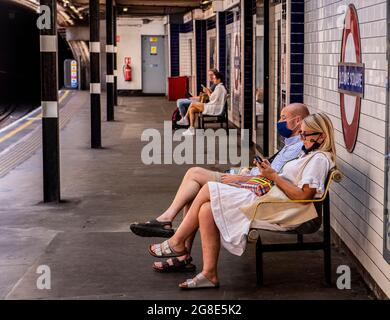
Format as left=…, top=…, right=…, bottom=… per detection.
left=10, top=0, right=211, bottom=25
left=70, top=0, right=203, bottom=16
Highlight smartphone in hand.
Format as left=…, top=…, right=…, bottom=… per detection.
left=254, top=155, right=263, bottom=164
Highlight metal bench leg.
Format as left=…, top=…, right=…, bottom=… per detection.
left=256, top=237, right=264, bottom=286
left=324, top=243, right=331, bottom=286
left=323, top=195, right=332, bottom=286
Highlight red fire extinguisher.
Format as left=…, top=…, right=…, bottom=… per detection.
left=123, top=57, right=132, bottom=81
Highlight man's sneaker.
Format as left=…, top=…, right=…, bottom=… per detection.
left=182, top=127, right=195, bottom=136
left=176, top=117, right=189, bottom=126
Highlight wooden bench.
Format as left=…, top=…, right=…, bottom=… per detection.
left=247, top=168, right=342, bottom=286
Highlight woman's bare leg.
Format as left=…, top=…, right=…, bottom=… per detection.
left=151, top=184, right=211, bottom=253
left=157, top=168, right=216, bottom=222
left=153, top=202, right=196, bottom=269
left=198, top=202, right=220, bottom=283
left=179, top=201, right=220, bottom=286
left=188, top=102, right=204, bottom=128
left=183, top=201, right=197, bottom=253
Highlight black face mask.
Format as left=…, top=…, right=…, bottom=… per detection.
left=302, top=136, right=322, bottom=154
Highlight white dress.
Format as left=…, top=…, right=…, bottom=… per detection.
left=208, top=152, right=331, bottom=256
left=202, top=83, right=227, bottom=116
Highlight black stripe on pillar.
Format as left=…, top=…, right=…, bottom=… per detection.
left=242, top=0, right=255, bottom=142
left=113, top=4, right=118, bottom=106
left=90, top=0, right=102, bottom=148
left=195, top=20, right=207, bottom=93
left=40, top=0, right=60, bottom=203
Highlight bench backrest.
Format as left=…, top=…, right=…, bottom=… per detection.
left=293, top=168, right=342, bottom=234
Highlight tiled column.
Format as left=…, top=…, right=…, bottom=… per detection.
left=195, top=20, right=207, bottom=93
left=290, top=0, right=304, bottom=103
left=241, top=0, right=255, bottom=141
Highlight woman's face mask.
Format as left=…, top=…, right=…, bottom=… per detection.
left=300, top=130, right=323, bottom=154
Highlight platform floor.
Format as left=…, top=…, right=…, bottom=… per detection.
left=0, top=92, right=375, bottom=299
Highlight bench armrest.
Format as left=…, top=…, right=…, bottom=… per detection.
left=259, top=169, right=343, bottom=205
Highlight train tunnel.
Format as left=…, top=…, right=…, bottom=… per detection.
left=0, top=1, right=74, bottom=123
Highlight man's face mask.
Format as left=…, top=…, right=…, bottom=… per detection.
left=277, top=116, right=299, bottom=138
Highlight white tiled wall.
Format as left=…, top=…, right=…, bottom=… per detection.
left=117, top=17, right=166, bottom=90
left=179, top=32, right=193, bottom=76
left=304, top=0, right=389, bottom=297
left=179, top=32, right=196, bottom=95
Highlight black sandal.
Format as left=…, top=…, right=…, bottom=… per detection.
left=153, top=257, right=196, bottom=273
left=130, top=219, right=175, bottom=238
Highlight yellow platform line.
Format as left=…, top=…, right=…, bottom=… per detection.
left=0, top=91, right=70, bottom=144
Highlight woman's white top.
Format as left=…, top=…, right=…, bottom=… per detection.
left=279, top=152, right=331, bottom=198
left=202, top=83, right=227, bottom=116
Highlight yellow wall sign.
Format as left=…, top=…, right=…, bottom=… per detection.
left=150, top=37, right=158, bottom=43
left=151, top=46, right=157, bottom=55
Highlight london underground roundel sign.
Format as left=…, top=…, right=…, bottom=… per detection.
left=338, top=4, right=364, bottom=153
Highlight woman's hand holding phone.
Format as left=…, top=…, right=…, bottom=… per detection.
left=254, top=157, right=277, bottom=181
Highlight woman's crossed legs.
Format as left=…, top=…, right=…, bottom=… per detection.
left=150, top=184, right=221, bottom=286
left=186, top=102, right=204, bottom=128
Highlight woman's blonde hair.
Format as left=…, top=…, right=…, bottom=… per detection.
left=301, top=113, right=337, bottom=162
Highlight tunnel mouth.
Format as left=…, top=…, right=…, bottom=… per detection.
left=0, top=2, right=74, bottom=128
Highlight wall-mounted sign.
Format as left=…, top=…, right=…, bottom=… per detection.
left=338, top=63, right=365, bottom=97
left=183, top=12, right=192, bottom=24
left=150, top=46, right=157, bottom=55
left=150, top=37, right=158, bottom=43
left=233, top=33, right=240, bottom=91
left=338, top=4, right=363, bottom=153
left=64, top=59, right=78, bottom=90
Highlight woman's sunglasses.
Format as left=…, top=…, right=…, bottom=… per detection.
left=299, top=131, right=321, bottom=140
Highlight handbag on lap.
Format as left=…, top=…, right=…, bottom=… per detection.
left=235, top=177, right=274, bottom=197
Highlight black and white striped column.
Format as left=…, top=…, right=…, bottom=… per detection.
left=113, top=3, right=118, bottom=107
left=106, top=0, right=114, bottom=121
left=89, top=0, right=102, bottom=148
left=40, top=0, right=60, bottom=203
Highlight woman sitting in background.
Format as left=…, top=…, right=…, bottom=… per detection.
left=181, top=72, right=227, bottom=136
left=148, top=113, right=336, bottom=289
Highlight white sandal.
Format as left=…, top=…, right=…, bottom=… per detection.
left=179, top=273, right=219, bottom=290
left=148, top=240, right=188, bottom=258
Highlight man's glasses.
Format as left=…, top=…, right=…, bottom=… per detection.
left=299, top=131, right=321, bottom=140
